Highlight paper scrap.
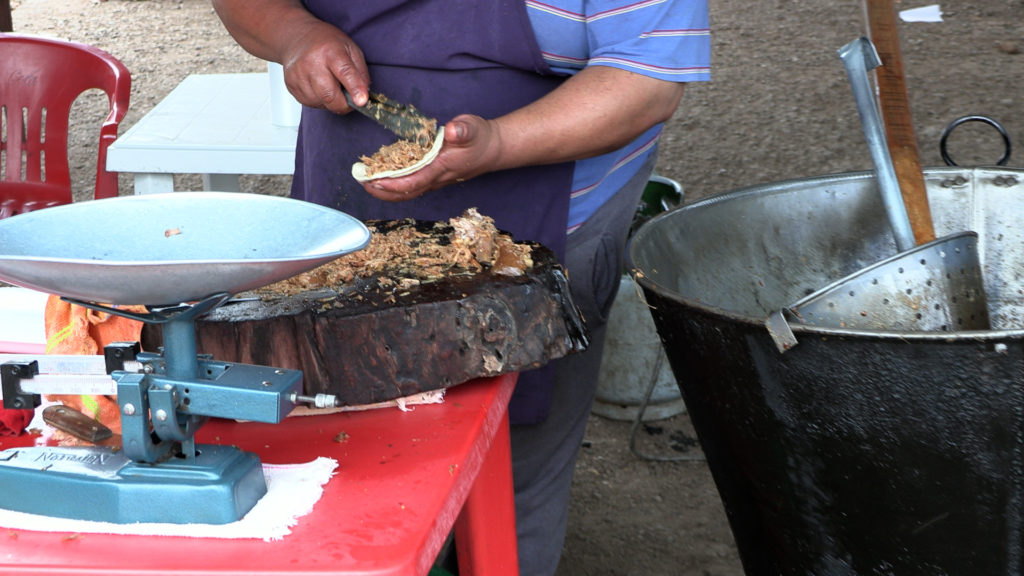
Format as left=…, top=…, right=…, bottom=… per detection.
left=900, top=5, right=943, bottom=22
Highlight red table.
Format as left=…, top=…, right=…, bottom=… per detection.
left=0, top=373, right=520, bottom=576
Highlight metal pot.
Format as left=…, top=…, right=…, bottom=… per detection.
left=629, top=167, right=1024, bottom=575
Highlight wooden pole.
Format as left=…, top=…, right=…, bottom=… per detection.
left=864, top=0, right=936, bottom=244
left=0, top=0, right=12, bottom=32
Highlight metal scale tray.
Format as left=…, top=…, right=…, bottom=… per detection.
left=0, top=192, right=371, bottom=306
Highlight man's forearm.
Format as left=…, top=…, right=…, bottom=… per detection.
left=492, top=65, right=685, bottom=171
left=212, top=0, right=315, bottom=63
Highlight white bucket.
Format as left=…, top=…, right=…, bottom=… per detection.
left=593, top=275, right=686, bottom=421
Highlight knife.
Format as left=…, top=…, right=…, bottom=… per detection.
left=344, top=90, right=438, bottom=147
left=43, top=404, right=113, bottom=443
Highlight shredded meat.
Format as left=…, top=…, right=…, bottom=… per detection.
left=256, top=209, right=533, bottom=297
left=359, top=138, right=434, bottom=176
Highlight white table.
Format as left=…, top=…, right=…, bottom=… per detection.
left=0, top=287, right=46, bottom=354
left=107, top=73, right=299, bottom=194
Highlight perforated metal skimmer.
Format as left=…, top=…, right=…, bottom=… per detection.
left=784, top=230, right=989, bottom=332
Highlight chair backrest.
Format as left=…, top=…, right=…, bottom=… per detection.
left=0, top=33, right=130, bottom=218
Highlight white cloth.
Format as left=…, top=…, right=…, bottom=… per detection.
left=0, top=457, right=337, bottom=542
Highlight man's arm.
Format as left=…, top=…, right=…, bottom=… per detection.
left=212, top=0, right=689, bottom=201
left=366, top=65, right=685, bottom=200
left=492, top=65, right=685, bottom=169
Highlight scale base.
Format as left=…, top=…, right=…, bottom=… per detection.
left=0, top=444, right=266, bottom=524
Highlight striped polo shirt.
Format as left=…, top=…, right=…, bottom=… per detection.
left=524, top=0, right=711, bottom=231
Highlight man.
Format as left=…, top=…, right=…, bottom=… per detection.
left=212, top=1, right=709, bottom=573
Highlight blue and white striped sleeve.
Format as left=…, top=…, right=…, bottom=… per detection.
left=526, top=0, right=711, bottom=83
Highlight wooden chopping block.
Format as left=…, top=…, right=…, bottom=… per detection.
left=142, top=216, right=588, bottom=407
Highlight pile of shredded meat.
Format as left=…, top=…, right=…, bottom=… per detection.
left=358, top=138, right=434, bottom=177
left=258, top=208, right=533, bottom=297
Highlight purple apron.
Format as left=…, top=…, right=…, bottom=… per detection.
left=295, top=0, right=575, bottom=424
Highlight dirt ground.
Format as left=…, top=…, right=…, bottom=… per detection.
left=9, top=0, right=1023, bottom=574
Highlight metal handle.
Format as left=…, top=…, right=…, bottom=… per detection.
left=838, top=37, right=916, bottom=253
left=940, top=115, right=1013, bottom=167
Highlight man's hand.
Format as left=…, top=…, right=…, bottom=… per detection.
left=361, top=115, right=504, bottom=201
left=212, top=0, right=370, bottom=112
left=277, top=19, right=370, bottom=113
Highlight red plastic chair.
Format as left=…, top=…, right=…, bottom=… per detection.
left=0, top=33, right=130, bottom=218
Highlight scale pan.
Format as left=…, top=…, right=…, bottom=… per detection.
left=0, top=192, right=371, bottom=306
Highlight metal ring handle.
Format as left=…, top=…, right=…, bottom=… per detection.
left=939, top=115, right=1012, bottom=166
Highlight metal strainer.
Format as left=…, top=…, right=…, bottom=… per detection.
left=783, top=230, right=988, bottom=331
left=766, top=231, right=990, bottom=351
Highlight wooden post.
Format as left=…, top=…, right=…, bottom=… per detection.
left=864, top=0, right=936, bottom=244
left=0, top=0, right=12, bottom=32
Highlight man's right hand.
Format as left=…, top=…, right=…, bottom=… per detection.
left=278, top=18, right=370, bottom=114
left=212, top=0, right=370, bottom=115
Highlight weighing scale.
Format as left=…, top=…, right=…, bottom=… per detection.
left=0, top=193, right=370, bottom=524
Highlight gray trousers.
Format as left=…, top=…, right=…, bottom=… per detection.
left=511, top=153, right=657, bottom=576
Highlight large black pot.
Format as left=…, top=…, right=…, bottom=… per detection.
left=629, top=167, right=1024, bottom=575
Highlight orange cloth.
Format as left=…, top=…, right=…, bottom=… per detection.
left=43, top=295, right=144, bottom=356
left=43, top=295, right=146, bottom=438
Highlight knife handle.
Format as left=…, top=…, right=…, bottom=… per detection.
left=43, top=404, right=113, bottom=443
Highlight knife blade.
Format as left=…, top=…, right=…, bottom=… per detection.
left=344, top=90, right=437, bottom=147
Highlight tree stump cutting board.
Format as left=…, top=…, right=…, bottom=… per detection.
left=143, top=212, right=588, bottom=407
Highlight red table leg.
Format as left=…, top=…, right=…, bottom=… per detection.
left=454, top=410, right=519, bottom=575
